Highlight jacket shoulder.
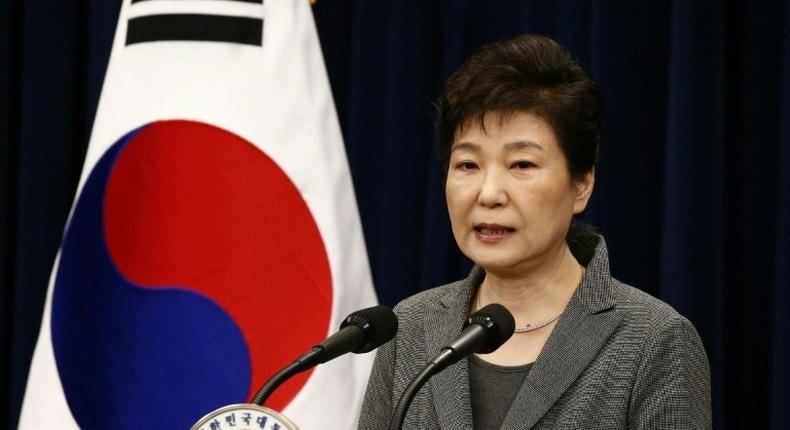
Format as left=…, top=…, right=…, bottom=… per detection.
left=613, top=280, right=694, bottom=329
left=611, top=282, right=711, bottom=428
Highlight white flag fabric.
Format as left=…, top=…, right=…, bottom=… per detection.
left=18, top=1, right=376, bottom=428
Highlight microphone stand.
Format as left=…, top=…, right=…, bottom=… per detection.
left=388, top=349, right=453, bottom=430
left=251, top=348, right=323, bottom=405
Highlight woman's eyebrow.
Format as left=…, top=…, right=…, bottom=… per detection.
left=450, top=141, right=479, bottom=152
left=505, top=140, right=543, bottom=152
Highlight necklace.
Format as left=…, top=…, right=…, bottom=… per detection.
left=474, top=267, right=585, bottom=334
left=474, top=293, right=562, bottom=333
left=513, top=313, right=563, bottom=333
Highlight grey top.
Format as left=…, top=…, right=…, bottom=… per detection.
left=468, top=355, right=532, bottom=429
left=358, top=233, right=712, bottom=429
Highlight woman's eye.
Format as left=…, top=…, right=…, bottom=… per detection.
left=510, top=160, right=535, bottom=169
left=455, top=161, right=478, bottom=170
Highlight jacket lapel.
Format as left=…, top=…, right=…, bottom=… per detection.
left=422, top=236, right=622, bottom=429
left=500, top=238, right=624, bottom=429
left=425, top=268, right=483, bottom=430
left=498, top=302, right=624, bottom=429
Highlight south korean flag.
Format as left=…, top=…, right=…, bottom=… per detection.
left=18, top=1, right=377, bottom=429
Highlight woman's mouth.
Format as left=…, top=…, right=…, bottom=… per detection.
left=473, top=223, right=516, bottom=243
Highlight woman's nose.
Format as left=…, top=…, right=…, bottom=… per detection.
left=478, top=170, right=507, bottom=208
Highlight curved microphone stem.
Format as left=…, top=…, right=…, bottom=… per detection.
left=388, top=349, right=453, bottom=430
left=389, top=305, right=512, bottom=429
left=251, top=348, right=323, bottom=406
left=251, top=306, right=397, bottom=406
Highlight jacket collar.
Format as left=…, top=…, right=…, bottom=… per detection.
left=426, top=235, right=624, bottom=429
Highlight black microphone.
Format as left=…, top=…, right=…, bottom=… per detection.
left=426, top=303, right=515, bottom=374
left=252, top=305, right=398, bottom=406
left=389, top=304, right=515, bottom=430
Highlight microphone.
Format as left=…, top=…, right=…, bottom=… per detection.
left=389, top=303, right=515, bottom=430
left=252, top=305, right=398, bottom=406
left=316, top=305, right=398, bottom=362
left=426, top=303, right=515, bottom=373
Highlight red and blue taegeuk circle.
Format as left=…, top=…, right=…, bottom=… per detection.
left=51, top=120, right=332, bottom=429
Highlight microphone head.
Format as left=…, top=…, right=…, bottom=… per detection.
left=464, top=303, right=515, bottom=354
left=340, top=305, right=398, bottom=353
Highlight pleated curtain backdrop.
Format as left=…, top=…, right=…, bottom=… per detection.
left=2, top=1, right=789, bottom=428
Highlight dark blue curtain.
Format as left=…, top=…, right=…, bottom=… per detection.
left=2, top=1, right=789, bottom=428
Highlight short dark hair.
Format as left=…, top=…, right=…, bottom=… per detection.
left=435, top=34, right=602, bottom=181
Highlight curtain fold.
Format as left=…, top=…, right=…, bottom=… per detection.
left=771, top=3, right=790, bottom=427
left=661, top=0, right=727, bottom=424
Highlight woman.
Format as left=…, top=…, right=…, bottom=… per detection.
left=359, top=34, right=711, bottom=429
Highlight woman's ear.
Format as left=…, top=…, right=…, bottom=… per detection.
left=573, top=168, right=595, bottom=214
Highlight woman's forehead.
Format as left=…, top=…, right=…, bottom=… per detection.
left=451, top=111, right=557, bottom=152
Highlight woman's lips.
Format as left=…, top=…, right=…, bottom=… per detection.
left=473, top=223, right=516, bottom=243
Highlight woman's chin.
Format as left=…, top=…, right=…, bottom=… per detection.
left=471, top=253, right=529, bottom=275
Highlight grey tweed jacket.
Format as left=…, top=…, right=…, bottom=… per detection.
left=358, top=236, right=711, bottom=429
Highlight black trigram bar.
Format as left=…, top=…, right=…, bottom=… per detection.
left=126, top=14, right=263, bottom=46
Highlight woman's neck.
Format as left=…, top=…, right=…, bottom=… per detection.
left=478, top=243, right=584, bottom=321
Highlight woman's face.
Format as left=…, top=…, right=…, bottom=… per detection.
left=445, top=111, right=593, bottom=276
